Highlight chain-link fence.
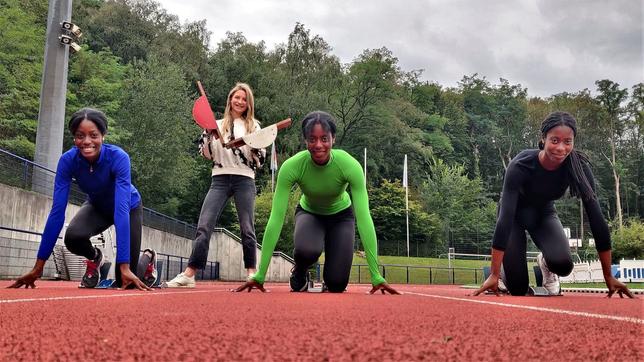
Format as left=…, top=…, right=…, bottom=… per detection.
left=0, top=148, right=198, bottom=240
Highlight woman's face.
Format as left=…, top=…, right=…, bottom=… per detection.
left=230, top=89, right=248, bottom=118
left=73, top=119, right=103, bottom=163
left=541, top=125, right=574, bottom=168
left=306, top=123, right=334, bottom=165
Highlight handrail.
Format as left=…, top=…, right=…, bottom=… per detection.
left=213, top=227, right=294, bottom=264
left=0, top=148, right=56, bottom=173
left=1, top=147, right=294, bottom=265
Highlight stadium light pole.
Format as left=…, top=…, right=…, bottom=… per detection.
left=32, top=0, right=73, bottom=196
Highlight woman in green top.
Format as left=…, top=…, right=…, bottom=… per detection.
left=235, top=111, right=399, bottom=294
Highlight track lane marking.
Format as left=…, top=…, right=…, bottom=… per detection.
left=0, top=289, right=230, bottom=304
left=404, top=291, right=644, bottom=324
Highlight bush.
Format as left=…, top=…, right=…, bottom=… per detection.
left=611, top=219, right=644, bottom=262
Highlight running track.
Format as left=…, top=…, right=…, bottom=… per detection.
left=1, top=281, right=642, bottom=361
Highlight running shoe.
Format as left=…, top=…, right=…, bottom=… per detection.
left=289, top=266, right=309, bottom=292
left=537, top=253, right=561, bottom=295
left=162, top=272, right=196, bottom=288
left=81, top=247, right=104, bottom=288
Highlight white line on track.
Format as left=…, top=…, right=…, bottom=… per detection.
left=0, top=289, right=229, bottom=304
left=404, top=291, right=644, bottom=325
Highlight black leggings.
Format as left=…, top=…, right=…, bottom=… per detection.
left=503, top=206, right=574, bottom=295
left=64, top=202, right=143, bottom=287
left=293, top=206, right=355, bottom=293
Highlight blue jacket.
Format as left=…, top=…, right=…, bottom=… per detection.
left=37, top=144, right=141, bottom=263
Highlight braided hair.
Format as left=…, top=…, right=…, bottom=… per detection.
left=539, top=111, right=595, bottom=201
left=301, top=111, right=337, bottom=139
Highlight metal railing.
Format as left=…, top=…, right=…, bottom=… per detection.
left=0, top=226, right=218, bottom=280
left=0, top=148, right=198, bottom=240
left=315, top=263, right=484, bottom=285
left=214, top=227, right=294, bottom=264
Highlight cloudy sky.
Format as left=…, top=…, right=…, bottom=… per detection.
left=157, top=0, right=642, bottom=97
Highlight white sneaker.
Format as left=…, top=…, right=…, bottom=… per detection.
left=497, top=277, right=508, bottom=293
left=537, top=253, right=560, bottom=295
left=162, top=272, right=196, bottom=288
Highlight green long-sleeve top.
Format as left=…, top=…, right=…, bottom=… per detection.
left=253, top=149, right=386, bottom=286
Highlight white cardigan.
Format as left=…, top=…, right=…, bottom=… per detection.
left=199, top=118, right=266, bottom=179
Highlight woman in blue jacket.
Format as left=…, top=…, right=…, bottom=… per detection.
left=8, top=108, right=150, bottom=290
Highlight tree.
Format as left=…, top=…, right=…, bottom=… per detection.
left=253, top=186, right=301, bottom=256
left=595, top=79, right=629, bottom=228
left=117, top=56, right=198, bottom=216
left=623, top=83, right=643, bottom=219
left=65, top=47, right=128, bottom=149
left=421, top=158, right=497, bottom=254
left=369, top=180, right=440, bottom=256
left=0, top=0, right=45, bottom=158
left=488, top=79, right=529, bottom=171
left=334, top=48, right=399, bottom=146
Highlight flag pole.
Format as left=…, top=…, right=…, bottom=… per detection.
left=363, top=148, right=367, bottom=185
left=270, top=142, right=277, bottom=192
left=403, top=155, right=409, bottom=258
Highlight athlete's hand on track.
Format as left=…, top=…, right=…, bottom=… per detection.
left=369, top=282, right=400, bottom=295
left=472, top=274, right=500, bottom=296
left=7, top=269, right=41, bottom=289
left=605, top=276, right=635, bottom=299
left=119, top=268, right=152, bottom=291
left=233, top=279, right=267, bottom=293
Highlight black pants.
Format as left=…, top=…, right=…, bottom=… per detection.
left=293, top=205, right=355, bottom=293
left=503, top=205, right=574, bottom=295
left=64, top=202, right=143, bottom=287
left=188, top=175, right=257, bottom=269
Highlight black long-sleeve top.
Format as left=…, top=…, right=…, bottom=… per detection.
left=492, top=149, right=611, bottom=252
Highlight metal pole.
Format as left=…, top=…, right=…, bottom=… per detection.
left=406, top=185, right=410, bottom=258
left=33, top=0, right=73, bottom=196
left=363, top=148, right=367, bottom=185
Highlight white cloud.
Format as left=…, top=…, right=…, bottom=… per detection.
left=157, top=0, right=643, bottom=97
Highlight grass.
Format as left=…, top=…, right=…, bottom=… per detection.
left=561, top=282, right=644, bottom=289
left=317, top=253, right=643, bottom=289
left=317, top=253, right=495, bottom=285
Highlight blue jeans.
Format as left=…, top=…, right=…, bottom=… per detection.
left=188, top=175, right=257, bottom=269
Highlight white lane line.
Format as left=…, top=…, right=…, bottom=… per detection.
left=404, top=291, right=644, bottom=325
left=0, top=289, right=229, bottom=304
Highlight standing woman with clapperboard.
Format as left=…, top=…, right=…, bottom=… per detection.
left=164, top=83, right=266, bottom=288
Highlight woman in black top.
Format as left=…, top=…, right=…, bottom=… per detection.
left=474, top=111, right=634, bottom=298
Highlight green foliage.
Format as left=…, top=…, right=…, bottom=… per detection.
left=0, top=135, right=35, bottom=159
left=0, top=0, right=45, bottom=158
left=421, top=158, right=497, bottom=253
left=369, top=180, right=441, bottom=256
left=117, top=56, right=198, bottom=215
left=611, top=219, right=644, bottom=262
left=254, top=186, right=301, bottom=255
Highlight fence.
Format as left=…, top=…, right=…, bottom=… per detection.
left=0, top=148, right=198, bottom=240
left=315, top=263, right=483, bottom=285
left=0, top=226, right=218, bottom=281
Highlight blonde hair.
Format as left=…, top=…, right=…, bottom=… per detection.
left=222, top=82, right=258, bottom=136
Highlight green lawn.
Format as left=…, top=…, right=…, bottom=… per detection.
left=560, top=282, right=644, bottom=289
left=316, top=253, right=644, bottom=287
left=317, top=253, right=496, bottom=285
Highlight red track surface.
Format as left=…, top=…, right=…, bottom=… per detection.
left=1, top=281, right=642, bottom=361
